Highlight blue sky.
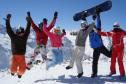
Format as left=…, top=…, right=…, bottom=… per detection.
left=0, top=0, right=126, bottom=31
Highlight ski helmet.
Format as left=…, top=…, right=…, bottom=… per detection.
left=81, top=21, right=88, bottom=28
left=113, top=22, right=120, bottom=28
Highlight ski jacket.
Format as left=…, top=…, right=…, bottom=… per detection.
left=75, top=23, right=94, bottom=47
left=6, top=19, right=31, bottom=55
left=89, top=15, right=103, bottom=48
left=30, top=17, right=56, bottom=46
left=43, top=22, right=65, bottom=48
left=98, top=28, right=126, bottom=47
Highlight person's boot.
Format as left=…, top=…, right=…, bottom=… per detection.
left=66, top=66, right=72, bottom=70
left=108, top=72, right=116, bottom=76
left=11, top=73, right=15, bottom=76
left=119, top=74, right=125, bottom=79
left=77, top=72, right=83, bottom=78
left=91, top=74, right=97, bottom=78
left=18, top=75, right=22, bottom=78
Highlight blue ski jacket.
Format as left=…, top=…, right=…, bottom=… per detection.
left=89, top=15, right=103, bottom=48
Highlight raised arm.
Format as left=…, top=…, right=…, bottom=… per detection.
left=98, top=31, right=112, bottom=36
left=43, top=18, right=52, bottom=37
left=27, top=12, right=39, bottom=32
left=96, top=14, right=101, bottom=30
left=24, top=14, right=31, bottom=37
left=47, top=11, right=58, bottom=31
left=5, top=14, right=15, bottom=37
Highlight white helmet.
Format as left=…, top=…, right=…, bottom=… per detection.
left=81, top=21, right=88, bottom=28
left=113, top=22, right=120, bottom=28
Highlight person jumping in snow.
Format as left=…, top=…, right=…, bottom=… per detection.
left=4, top=13, right=31, bottom=78
left=89, top=10, right=111, bottom=78
left=66, top=17, right=96, bottom=78
left=95, top=22, right=126, bottom=78
left=26, top=11, right=58, bottom=69
left=43, top=18, right=66, bottom=70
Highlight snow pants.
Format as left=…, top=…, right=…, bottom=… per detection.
left=92, top=46, right=111, bottom=75
left=69, top=46, right=85, bottom=74
left=110, top=45, right=125, bottom=76
left=34, top=46, right=47, bottom=61
left=10, top=55, right=26, bottom=76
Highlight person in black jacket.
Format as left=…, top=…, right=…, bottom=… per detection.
left=5, top=13, right=31, bottom=78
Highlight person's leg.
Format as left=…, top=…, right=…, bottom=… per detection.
left=40, top=47, right=47, bottom=61
left=18, top=56, right=26, bottom=78
left=117, top=47, right=125, bottom=76
left=91, top=48, right=100, bottom=77
left=10, top=56, right=18, bottom=75
left=75, top=47, right=84, bottom=73
left=110, top=48, right=117, bottom=75
left=100, top=46, right=111, bottom=58
left=75, top=47, right=85, bottom=78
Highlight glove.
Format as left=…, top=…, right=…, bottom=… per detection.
left=92, top=14, right=97, bottom=21
left=43, top=18, right=48, bottom=24
left=95, top=7, right=101, bottom=15
left=54, top=11, right=58, bottom=19
left=6, top=14, right=11, bottom=20
left=27, top=11, right=31, bottom=17
left=62, top=29, right=66, bottom=34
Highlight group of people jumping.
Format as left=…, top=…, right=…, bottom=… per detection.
left=4, top=10, right=126, bottom=79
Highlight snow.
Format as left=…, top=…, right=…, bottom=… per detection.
left=0, top=25, right=126, bottom=84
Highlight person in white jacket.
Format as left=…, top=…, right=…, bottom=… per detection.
left=66, top=18, right=96, bottom=78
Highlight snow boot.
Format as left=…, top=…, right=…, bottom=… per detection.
left=108, top=72, right=116, bottom=76
left=11, top=73, right=15, bottom=76
left=91, top=74, right=97, bottom=78
left=66, top=66, right=72, bottom=70
left=77, top=72, right=83, bottom=78
left=18, top=75, right=22, bottom=78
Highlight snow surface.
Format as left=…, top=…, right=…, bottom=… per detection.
left=0, top=26, right=126, bottom=84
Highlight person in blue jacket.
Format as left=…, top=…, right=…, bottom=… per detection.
left=89, top=12, right=111, bottom=78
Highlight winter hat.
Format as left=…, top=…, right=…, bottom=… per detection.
left=16, top=26, right=24, bottom=34
left=113, top=22, right=120, bottom=28
left=53, top=26, right=61, bottom=35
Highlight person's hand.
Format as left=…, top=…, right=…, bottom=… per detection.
left=62, top=29, right=66, bottom=34
left=6, top=14, right=11, bottom=20
left=54, top=11, right=58, bottom=19
left=43, top=18, right=48, bottom=24
left=27, top=11, right=31, bottom=17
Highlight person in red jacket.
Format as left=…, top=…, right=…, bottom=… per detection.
left=26, top=12, right=58, bottom=69
left=43, top=18, right=66, bottom=69
left=96, top=22, right=126, bottom=78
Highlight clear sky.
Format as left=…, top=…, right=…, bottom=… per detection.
left=0, top=0, right=126, bottom=31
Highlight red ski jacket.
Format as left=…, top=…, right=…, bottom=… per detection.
left=30, top=17, right=56, bottom=47
left=98, top=28, right=126, bottom=47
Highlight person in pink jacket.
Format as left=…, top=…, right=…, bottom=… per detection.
left=43, top=18, right=66, bottom=69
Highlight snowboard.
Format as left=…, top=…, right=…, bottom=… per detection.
left=73, top=0, right=112, bottom=21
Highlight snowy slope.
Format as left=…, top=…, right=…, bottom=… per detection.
left=0, top=25, right=126, bottom=84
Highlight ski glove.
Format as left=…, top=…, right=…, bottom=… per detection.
left=54, top=11, right=58, bottom=19
left=27, top=11, right=31, bottom=17
left=7, top=14, right=11, bottom=20
left=62, top=29, right=66, bottom=34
